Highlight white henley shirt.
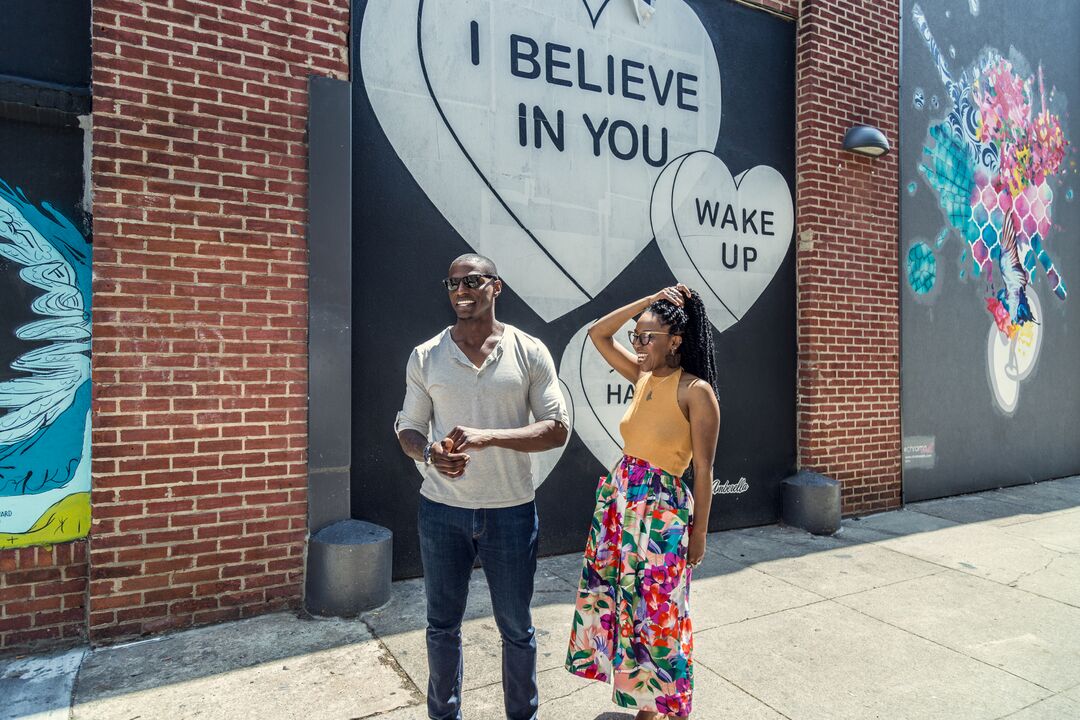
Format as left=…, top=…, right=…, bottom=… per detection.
left=394, top=325, right=569, bottom=509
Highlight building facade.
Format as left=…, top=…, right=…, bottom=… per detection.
left=1, top=0, right=1077, bottom=655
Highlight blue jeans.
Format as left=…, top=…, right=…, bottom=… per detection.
left=418, top=496, right=539, bottom=720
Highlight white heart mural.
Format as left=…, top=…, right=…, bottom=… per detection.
left=651, top=151, right=794, bottom=332
left=361, top=0, right=722, bottom=321
left=530, top=379, right=575, bottom=488
left=559, top=318, right=638, bottom=472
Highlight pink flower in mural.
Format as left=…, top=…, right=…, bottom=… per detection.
left=912, top=3, right=1070, bottom=413
left=967, top=58, right=1068, bottom=330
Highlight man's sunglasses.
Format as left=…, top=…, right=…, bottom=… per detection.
left=442, top=274, right=498, bottom=291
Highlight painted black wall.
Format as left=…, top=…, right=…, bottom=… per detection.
left=352, top=0, right=797, bottom=578
left=0, top=0, right=91, bottom=88
left=900, top=0, right=1080, bottom=500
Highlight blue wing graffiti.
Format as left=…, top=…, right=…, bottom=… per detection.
left=0, top=180, right=91, bottom=499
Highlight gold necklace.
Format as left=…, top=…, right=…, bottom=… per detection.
left=644, top=370, right=679, bottom=401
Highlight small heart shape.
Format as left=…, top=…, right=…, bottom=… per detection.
left=651, top=152, right=794, bottom=332
left=559, top=319, right=638, bottom=470
left=581, top=0, right=613, bottom=27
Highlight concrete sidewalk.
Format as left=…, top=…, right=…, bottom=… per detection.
left=4, top=476, right=1080, bottom=720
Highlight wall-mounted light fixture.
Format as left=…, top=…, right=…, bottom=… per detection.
left=842, top=124, right=890, bottom=157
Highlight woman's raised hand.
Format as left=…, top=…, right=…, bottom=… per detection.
left=650, top=284, right=691, bottom=307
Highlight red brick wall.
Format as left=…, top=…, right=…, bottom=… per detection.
left=89, top=0, right=349, bottom=643
left=0, top=544, right=88, bottom=653
left=794, top=0, right=903, bottom=513
left=3, top=0, right=907, bottom=654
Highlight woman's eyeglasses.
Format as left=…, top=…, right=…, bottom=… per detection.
left=442, top=274, right=498, bottom=291
left=628, top=331, right=673, bottom=346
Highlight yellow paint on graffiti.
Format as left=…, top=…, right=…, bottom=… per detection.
left=1016, top=321, right=1037, bottom=358
left=0, top=492, right=90, bottom=549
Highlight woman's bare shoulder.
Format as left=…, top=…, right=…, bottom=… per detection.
left=682, top=374, right=719, bottom=407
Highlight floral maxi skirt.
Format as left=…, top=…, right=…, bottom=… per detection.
left=565, top=454, right=695, bottom=716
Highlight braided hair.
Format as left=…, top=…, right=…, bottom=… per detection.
left=648, top=290, right=719, bottom=402
left=648, top=291, right=719, bottom=484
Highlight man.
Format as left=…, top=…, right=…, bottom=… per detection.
left=395, top=253, right=569, bottom=720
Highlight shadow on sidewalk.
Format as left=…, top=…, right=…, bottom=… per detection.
left=360, top=475, right=1080, bottom=642
left=58, top=475, right=1080, bottom=718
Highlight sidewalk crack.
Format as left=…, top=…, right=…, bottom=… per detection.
left=357, top=618, right=425, bottom=709
left=1009, top=552, right=1061, bottom=587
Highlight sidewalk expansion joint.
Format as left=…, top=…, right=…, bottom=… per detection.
left=357, top=617, right=425, bottom=707
left=840, top=601, right=1057, bottom=695
left=535, top=668, right=601, bottom=704
left=825, top=567, right=952, bottom=603
left=694, top=658, right=794, bottom=720
left=67, top=648, right=89, bottom=720
left=693, top=597, right=830, bottom=635
left=712, top=551, right=833, bottom=601
left=992, top=691, right=1080, bottom=720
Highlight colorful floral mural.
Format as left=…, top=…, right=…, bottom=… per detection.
left=912, top=3, right=1070, bottom=413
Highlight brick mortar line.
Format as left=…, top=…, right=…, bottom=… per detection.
left=92, top=7, right=346, bottom=29
left=90, top=38, right=347, bottom=61
left=92, top=109, right=319, bottom=134
left=91, top=152, right=310, bottom=171
left=85, top=547, right=307, bottom=558
left=91, top=63, right=347, bottom=87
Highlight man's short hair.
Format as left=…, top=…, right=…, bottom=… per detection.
left=450, top=253, right=498, bottom=276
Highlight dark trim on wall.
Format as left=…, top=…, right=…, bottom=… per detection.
left=730, top=0, right=798, bottom=22
left=0, top=73, right=90, bottom=127
left=307, top=76, right=354, bottom=535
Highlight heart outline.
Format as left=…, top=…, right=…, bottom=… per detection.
left=415, top=0, right=592, bottom=301
left=558, top=318, right=638, bottom=471
left=650, top=151, right=738, bottom=323
left=651, top=150, right=794, bottom=331
left=582, top=0, right=613, bottom=28
left=363, top=0, right=722, bottom=320
left=577, top=331, right=621, bottom=452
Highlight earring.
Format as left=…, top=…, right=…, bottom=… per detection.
left=667, top=346, right=681, bottom=367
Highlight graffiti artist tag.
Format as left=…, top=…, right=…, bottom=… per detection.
left=712, top=477, right=750, bottom=495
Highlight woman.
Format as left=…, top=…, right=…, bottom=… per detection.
left=565, top=284, right=721, bottom=719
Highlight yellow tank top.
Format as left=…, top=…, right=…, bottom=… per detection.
left=619, top=368, right=693, bottom=477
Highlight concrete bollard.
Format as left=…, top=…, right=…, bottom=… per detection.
left=305, top=519, right=393, bottom=617
left=781, top=471, right=841, bottom=535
